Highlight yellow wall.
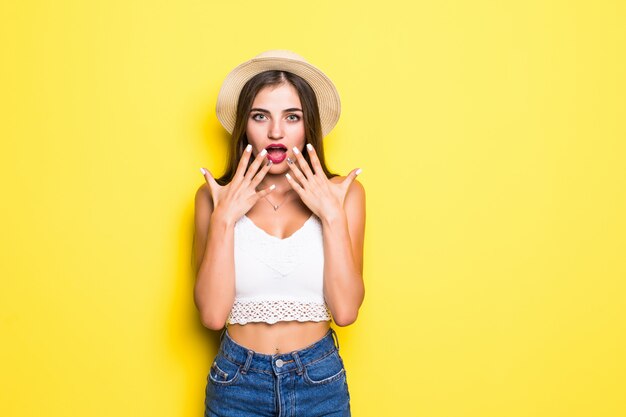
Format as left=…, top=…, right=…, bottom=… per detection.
left=2, top=1, right=625, bottom=416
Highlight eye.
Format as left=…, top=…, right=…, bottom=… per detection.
left=251, top=113, right=267, bottom=121
left=286, top=114, right=301, bottom=122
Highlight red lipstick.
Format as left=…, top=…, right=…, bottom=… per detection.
left=265, top=144, right=288, bottom=164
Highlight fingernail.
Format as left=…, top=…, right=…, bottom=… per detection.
left=200, top=168, right=207, bottom=175
left=269, top=184, right=276, bottom=190
left=286, top=173, right=292, bottom=180
left=245, top=144, right=252, bottom=152
left=355, top=168, right=362, bottom=175
left=292, top=146, right=300, bottom=155
left=266, top=160, right=272, bottom=166
left=260, top=149, right=267, bottom=156
left=286, top=157, right=293, bottom=165
left=306, top=143, right=313, bottom=151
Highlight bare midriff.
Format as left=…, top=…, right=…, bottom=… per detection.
left=226, top=321, right=331, bottom=355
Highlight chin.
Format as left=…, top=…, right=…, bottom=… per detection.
left=268, top=162, right=289, bottom=173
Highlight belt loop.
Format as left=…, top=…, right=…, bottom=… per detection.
left=330, top=328, right=340, bottom=351
left=219, top=328, right=226, bottom=343
left=240, top=350, right=254, bottom=375
left=292, top=352, right=304, bottom=375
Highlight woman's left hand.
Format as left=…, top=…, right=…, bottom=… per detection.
left=285, top=143, right=361, bottom=220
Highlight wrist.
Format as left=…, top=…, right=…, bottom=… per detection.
left=319, top=205, right=345, bottom=225
left=210, top=206, right=237, bottom=228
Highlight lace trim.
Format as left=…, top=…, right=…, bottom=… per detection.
left=227, top=300, right=332, bottom=325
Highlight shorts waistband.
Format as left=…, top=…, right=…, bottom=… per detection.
left=218, top=328, right=339, bottom=375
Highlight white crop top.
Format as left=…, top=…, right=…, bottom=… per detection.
left=227, top=213, right=331, bottom=325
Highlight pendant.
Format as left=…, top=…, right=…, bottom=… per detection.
left=273, top=205, right=279, bottom=211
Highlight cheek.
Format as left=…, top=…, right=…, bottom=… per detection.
left=246, top=122, right=263, bottom=140
left=287, top=123, right=306, bottom=140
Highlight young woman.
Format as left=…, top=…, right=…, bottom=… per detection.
left=194, top=50, right=365, bottom=417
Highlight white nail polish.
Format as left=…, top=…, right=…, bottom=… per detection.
left=269, top=184, right=276, bottom=190
left=245, top=144, right=252, bottom=152
left=260, top=149, right=267, bottom=156
left=292, top=146, right=300, bottom=155
left=200, top=168, right=206, bottom=175
left=355, top=168, right=362, bottom=175
left=306, top=143, right=313, bottom=151
left=286, top=173, right=292, bottom=180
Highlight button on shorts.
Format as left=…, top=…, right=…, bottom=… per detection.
left=204, top=328, right=351, bottom=417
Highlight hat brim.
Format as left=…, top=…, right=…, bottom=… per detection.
left=216, top=56, right=341, bottom=138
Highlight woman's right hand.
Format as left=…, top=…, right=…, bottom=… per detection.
left=200, top=144, right=275, bottom=224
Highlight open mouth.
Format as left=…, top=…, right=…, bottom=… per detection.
left=265, top=144, right=288, bottom=164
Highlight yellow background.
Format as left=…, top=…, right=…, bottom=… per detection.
left=1, top=1, right=625, bottom=416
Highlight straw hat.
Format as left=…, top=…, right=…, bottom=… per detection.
left=216, top=50, right=341, bottom=138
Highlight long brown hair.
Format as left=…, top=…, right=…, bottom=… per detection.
left=216, top=70, right=336, bottom=185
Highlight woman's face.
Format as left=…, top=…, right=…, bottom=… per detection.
left=246, top=82, right=305, bottom=171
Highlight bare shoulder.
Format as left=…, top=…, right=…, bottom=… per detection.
left=194, top=182, right=214, bottom=224
left=195, top=182, right=213, bottom=207
left=330, top=175, right=366, bottom=203
left=330, top=175, right=365, bottom=229
left=195, top=182, right=210, bottom=197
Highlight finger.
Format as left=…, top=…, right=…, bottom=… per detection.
left=255, top=183, right=276, bottom=199
left=250, top=158, right=273, bottom=189
left=342, top=168, right=362, bottom=189
left=305, top=143, right=323, bottom=175
left=233, top=144, right=253, bottom=182
left=286, top=156, right=308, bottom=188
left=292, top=146, right=314, bottom=179
left=244, top=148, right=269, bottom=183
left=285, top=172, right=305, bottom=195
left=200, top=167, right=219, bottom=191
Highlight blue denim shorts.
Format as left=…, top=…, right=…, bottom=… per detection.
left=204, top=328, right=351, bottom=417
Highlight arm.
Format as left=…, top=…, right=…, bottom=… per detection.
left=320, top=178, right=366, bottom=326
left=193, top=184, right=237, bottom=330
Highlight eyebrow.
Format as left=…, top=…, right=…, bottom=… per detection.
left=250, top=107, right=303, bottom=113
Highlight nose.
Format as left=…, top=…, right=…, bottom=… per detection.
left=267, top=119, right=284, bottom=139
